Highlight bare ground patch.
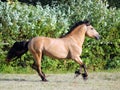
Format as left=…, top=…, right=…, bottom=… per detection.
left=0, top=72, right=120, bottom=90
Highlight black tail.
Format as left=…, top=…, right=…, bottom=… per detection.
left=6, top=40, right=29, bottom=62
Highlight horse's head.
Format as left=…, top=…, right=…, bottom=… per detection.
left=84, top=21, right=100, bottom=40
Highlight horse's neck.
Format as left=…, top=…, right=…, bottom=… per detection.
left=68, top=25, right=86, bottom=47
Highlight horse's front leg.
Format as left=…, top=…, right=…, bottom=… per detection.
left=74, top=56, right=88, bottom=80
left=81, top=64, right=88, bottom=80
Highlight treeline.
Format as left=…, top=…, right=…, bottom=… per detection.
left=0, top=0, right=120, bottom=73
left=1, top=0, right=120, bottom=8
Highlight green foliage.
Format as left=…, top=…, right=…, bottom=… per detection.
left=107, top=0, right=120, bottom=8
left=7, top=0, right=120, bottom=8
left=0, top=0, right=120, bottom=73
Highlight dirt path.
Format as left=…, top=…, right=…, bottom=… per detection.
left=0, top=72, right=120, bottom=90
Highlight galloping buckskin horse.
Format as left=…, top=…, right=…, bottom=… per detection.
left=6, top=20, right=100, bottom=81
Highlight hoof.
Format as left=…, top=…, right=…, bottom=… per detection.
left=75, top=70, right=81, bottom=75
left=42, top=79, right=48, bottom=82
left=74, top=70, right=81, bottom=78
left=82, top=73, right=88, bottom=80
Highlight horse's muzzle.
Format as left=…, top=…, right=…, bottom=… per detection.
left=95, top=35, right=100, bottom=40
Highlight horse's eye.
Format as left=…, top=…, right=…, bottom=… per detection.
left=91, top=28, right=94, bottom=30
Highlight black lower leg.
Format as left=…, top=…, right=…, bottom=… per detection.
left=31, top=62, right=47, bottom=81
left=81, top=64, right=88, bottom=80
left=38, top=70, right=47, bottom=81
left=36, top=67, right=47, bottom=81
left=75, top=70, right=80, bottom=77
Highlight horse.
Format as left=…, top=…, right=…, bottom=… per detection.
left=6, top=20, right=100, bottom=81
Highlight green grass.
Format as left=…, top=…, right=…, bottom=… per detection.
left=1, top=64, right=120, bottom=74
left=100, top=68, right=120, bottom=73
left=0, top=65, right=34, bottom=74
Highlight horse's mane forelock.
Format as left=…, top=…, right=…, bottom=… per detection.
left=60, top=20, right=90, bottom=38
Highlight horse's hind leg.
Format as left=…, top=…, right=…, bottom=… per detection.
left=30, top=50, right=47, bottom=81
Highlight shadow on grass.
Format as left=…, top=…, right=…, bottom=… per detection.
left=0, top=78, right=41, bottom=82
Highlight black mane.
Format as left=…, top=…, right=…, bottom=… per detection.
left=60, top=20, right=90, bottom=38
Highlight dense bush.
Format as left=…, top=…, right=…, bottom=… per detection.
left=107, top=0, right=120, bottom=8
left=3, top=0, right=120, bottom=8
left=0, top=0, right=120, bottom=73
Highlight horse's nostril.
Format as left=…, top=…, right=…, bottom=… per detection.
left=95, top=35, right=100, bottom=40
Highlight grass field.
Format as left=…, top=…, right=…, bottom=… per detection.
left=0, top=72, right=120, bottom=90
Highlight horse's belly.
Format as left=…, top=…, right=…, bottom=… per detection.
left=44, top=48, right=68, bottom=59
